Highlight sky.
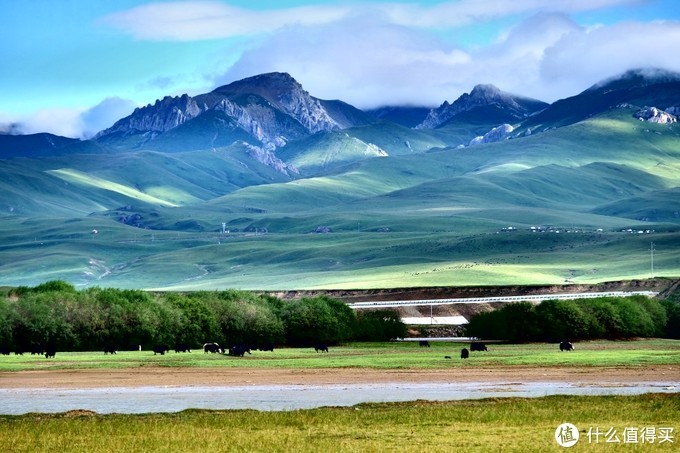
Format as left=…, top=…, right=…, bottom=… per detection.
left=1, top=0, right=680, bottom=138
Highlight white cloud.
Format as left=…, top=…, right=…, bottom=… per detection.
left=8, top=0, right=677, bottom=138
left=101, top=0, right=643, bottom=41
left=80, top=97, right=138, bottom=138
left=101, top=1, right=349, bottom=41
left=540, top=20, right=680, bottom=95
left=216, top=11, right=680, bottom=107
left=15, top=108, right=85, bottom=138
left=218, top=16, right=472, bottom=108
left=4, top=97, right=137, bottom=139
left=381, top=0, right=645, bottom=28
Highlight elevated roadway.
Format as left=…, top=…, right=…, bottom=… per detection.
left=347, top=291, right=658, bottom=309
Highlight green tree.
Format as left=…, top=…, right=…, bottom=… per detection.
left=0, top=298, right=14, bottom=346
left=660, top=300, right=680, bottom=339
left=355, top=309, right=407, bottom=341
left=11, top=291, right=76, bottom=349
left=499, top=302, right=542, bottom=342
left=534, top=299, right=599, bottom=342
left=465, top=309, right=506, bottom=340
left=281, top=296, right=356, bottom=345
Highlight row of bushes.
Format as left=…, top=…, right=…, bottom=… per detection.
left=466, top=295, right=680, bottom=342
left=0, top=281, right=406, bottom=351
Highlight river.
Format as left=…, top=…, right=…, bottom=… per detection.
left=1, top=381, right=677, bottom=415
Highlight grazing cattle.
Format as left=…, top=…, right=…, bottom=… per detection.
left=174, top=343, right=191, bottom=353
left=203, top=342, right=221, bottom=354
left=470, top=342, right=488, bottom=352
left=228, top=344, right=251, bottom=357
left=444, top=355, right=452, bottom=359
left=0, top=347, right=10, bottom=355
left=103, top=345, right=117, bottom=355
left=44, top=347, right=56, bottom=359
left=152, top=345, right=169, bottom=355
left=257, top=343, right=275, bottom=352
left=419, top=340, right=431, bottom=348
left=30, top=345, right=45, bottom=356
left=314, top=343, right=329, bottom=353
left=461, top=348, right=469, bottom=359
left=559, top=341, right=574, bottom=351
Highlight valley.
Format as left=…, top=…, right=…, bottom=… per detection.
left=1, top=70, right=679, bottom=290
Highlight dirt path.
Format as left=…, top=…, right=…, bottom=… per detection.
left=2, top=366, right=679, bottom=389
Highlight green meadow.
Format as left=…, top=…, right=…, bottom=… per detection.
left=0, top=394, right=678, bottom=452
left=1, top=341, right=679, bottom=452
left=1, top=339, right=679, bottom=372
left=0, top=109, right=678, bottom=289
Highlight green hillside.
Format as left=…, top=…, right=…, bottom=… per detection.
left=0, top=96, right=678, bottom=289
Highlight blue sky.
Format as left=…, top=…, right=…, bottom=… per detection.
left=1, top=0, right=679, bottom=137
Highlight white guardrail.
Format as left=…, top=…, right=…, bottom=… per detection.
left=347, top=291, right=658, bottom=309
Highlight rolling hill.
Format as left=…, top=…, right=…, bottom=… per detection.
left=0, top=69, right=678, bottom=289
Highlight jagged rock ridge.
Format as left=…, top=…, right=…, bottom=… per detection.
left=416, top=84, right=548, bottom=129
left=97, top=73, right=372, bottom=153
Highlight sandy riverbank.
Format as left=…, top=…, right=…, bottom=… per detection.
left=2, top=365, right=679, bottom=389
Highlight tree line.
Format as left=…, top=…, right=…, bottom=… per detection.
left=0, top=281, right=406, bottom=352
left=465, top=295, right=680, bottom=342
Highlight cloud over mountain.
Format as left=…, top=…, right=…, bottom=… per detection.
left=3, top=1, right=678, bottom=137
left=217, top=9, right=680, bottom=107
left=5, top=97, right=137, bottom=139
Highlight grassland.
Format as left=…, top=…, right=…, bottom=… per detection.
left=0, top=394, right=677, bottom=452
left=1, top=340, right=678, bottom=451
left=1, top=339, right=679, bottom=373
left=0, top=109, right=678, bottom=289
left=1, top=338, right=673, bottom=453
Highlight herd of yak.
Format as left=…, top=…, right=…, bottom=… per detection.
left=0, top=340, right=574, bottom=359
left=419, top=340, right=574, bottom=359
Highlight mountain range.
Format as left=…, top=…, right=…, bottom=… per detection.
left=0, top=68, right=679, bottom=290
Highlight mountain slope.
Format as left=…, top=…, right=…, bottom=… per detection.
left=416, top=84, right=548, bottom=129
left=1, top=68, right=679, bottom=289
left=365, top=106, right=431, bottom=128
left=519, top=68, right=680, bottom=133
left=0, top=133, right=84, bottom=158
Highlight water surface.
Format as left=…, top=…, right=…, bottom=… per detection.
left=1, top=381, right=677, bottom=415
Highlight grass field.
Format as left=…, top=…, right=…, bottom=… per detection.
left=1, top=340, right=678, bottom=451
left=1, top=224, right=676, bottom=290
left=0, top=109, right=678, bottom=290
left=1, top=339, right=679, bottom=372
left=0, top=394, right=677, bottom=452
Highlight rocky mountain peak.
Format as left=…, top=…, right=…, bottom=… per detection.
left=416, top=85, right=546, bottom=129
left=214, top=72, right=341, bottom=134
left=470, top=84, right=502, bottom=98
left=213, top=72, right=303, bottom=100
